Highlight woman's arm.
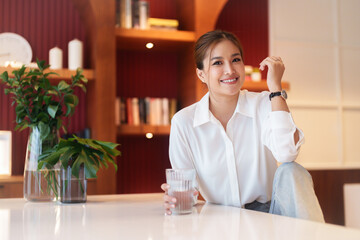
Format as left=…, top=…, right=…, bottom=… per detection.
left=259, top=56, right=299, bottom=145
left=162, top=116, right=199, bottom=215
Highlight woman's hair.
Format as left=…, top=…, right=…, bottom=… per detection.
left=194, top=30, right=244, bottom=70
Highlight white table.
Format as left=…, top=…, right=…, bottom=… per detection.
left=0, top=193, right=360, bottom=240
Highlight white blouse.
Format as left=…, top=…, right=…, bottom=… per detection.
left=169, top=90, right=304, bottom=208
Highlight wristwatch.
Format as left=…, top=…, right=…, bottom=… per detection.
left=269, top=90, right=287, bottom=101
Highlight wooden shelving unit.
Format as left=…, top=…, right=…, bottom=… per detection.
left=72, top=0, right=291, bottom=193
left=115, top=28, right=196, bottom=50
left=0, top=67, right=95, bottom=81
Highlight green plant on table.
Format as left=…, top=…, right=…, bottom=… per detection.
left=0, top=59, right=87, bottom=133
left=38, top=135, right=120, bottom=194
left=0, top=59, right=87, bottom=199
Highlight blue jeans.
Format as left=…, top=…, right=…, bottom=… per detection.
left=245, top=162, right=325, bottom=223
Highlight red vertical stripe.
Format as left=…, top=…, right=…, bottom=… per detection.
left=0, top=0, right=88, bottom=175
left=215, top=0, right=269, bottom=67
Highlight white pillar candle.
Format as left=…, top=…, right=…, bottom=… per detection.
left=49, top=47, right=63, bottom=69
left=68, top=39, right=83, bottom=70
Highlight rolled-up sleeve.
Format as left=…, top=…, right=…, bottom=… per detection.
left=261, top=111, right=304, bottom=163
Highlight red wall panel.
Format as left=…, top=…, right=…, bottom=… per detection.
left=0, top=0, right=88, bottom=175
left=117, top=50, right=178, bottom=98
left=216, top=0, right=269, bottom=68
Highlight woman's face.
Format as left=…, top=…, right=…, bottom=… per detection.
left=197, top=40, right=245, bottom=98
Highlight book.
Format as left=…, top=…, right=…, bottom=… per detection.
left=155, top=98, right=162, bottom=125
left=120, top=0, right=132, bottom=28
left=148, top=18, right=179, bottom=30
left=138, top=98, right=146, bottom=124
left=132, top=97, right=140, bottom=125
left=120, top=97, right=175, bottom=126
left=132, top=0, right=140, bottom=28
left=115, top=0, right=121, bottom=26
left=149, top=98, right=156, bottom=125
left=139, top=1, right=149, bottom=29
left=115, top=97, right=121, bottom=126
left=126, top=98, right=133, bottom=125
left=145, top=97, right=151, bottom=124
left=162, top=98, right=169, bottom=125
left=169, top=98, right=177, bottom=121
left=120, top=97, right=127, bottom=124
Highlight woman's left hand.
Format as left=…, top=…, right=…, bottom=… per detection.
left=259, top=56, right=285, bottom=92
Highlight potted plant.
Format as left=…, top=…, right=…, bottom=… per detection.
left=38, top=135, right=120, bottom=203
left=0, top=59, right=87, bottom=201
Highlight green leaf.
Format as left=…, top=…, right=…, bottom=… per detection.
left=26, top=71, right=42, bottom=77
left=38, top=122, right=50, bottom=140
left=94, top=140, right=119, bottom=150
left=0, top=71, right=8, bottom=82
left=64, top=94, right=79, bottom=106
left=47, top=105, right=58, bottom=118
left=59, top=147, right=76, bottom=168
left=15, top=105, right=25, bottom=114
left=36, top=112, right=49, bottom=122
left=71, top=150, right=86, bottom=178
left=75, top=83, right=87, bottom=92
left=37, top=59, right=46, bottom=71
left=56, top=118, right=62, bottom=130
left=38, top=147, right=67, bottom=169
left=44, top=96, right=52, bottom=105
left=44, top=72, right=59, bottom=78
left=58, top=81, right=69, bottom=91
left=14, top=121, right=29, bottom=131
left=65, top=103, right=75, bottom=116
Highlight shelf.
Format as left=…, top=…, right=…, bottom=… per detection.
left=0, top=67, right=95, bottom=81
left=115, top=28, right=196, bottom=51
left=241, top=81, right=290, bottom=92
left=0, top=175, right=23, bottom=183
left=117, top=124, right=171, bottom=136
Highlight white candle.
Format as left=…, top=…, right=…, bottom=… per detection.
left=49, top=47, right=63, bottom=69
left=68, top=39, right=83, bottom=70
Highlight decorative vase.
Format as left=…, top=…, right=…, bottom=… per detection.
left=60, top=164, right=87, bottom=203
left=23, top=126, right=60, bottom=201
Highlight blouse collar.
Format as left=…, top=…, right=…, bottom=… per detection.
left=193, top=90, right=254, bottom=128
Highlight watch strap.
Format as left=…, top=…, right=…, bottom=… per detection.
left=269, top=91, right=282, bottom=101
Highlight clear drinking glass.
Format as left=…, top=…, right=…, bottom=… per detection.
left=60, top=165, right=87, bottom=203
left=166, top=168, right=196, bottom=215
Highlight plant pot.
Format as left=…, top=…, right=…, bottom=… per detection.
left=60, top=165, right=87, bottom=203
left=23, top=126, right=60, bottom=202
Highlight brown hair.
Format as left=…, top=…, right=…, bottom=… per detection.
left=194, top=30, right=244, bottom=70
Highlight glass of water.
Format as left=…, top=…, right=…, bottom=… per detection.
left=166, top=168, right=196, bottom=214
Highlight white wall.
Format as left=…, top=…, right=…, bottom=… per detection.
left=269, top=0, right=360, bottom=169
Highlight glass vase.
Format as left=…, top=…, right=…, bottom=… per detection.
left=60, top=164, right=87, bottom=203
left=23, top=126, right=60, bottom=202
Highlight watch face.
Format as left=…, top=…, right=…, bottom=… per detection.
left=0, top=32, right=33, bottom=66
left=281, top=90, right=288, bottom=100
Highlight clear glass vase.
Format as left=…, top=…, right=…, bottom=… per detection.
left=23, top=126, right=60, bottom=202
left=60, top=164, right=87, bottom=203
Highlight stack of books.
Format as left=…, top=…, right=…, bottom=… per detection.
left=115, top=97, right=178, bottom=126
left=148, top=18, right=179, bottom=31
left=116, top=0, right=179, bottom=30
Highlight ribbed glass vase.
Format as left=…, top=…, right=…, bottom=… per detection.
left=60, top=164, right=87, bottom=203
left=23, top=126, right=60, bottom=202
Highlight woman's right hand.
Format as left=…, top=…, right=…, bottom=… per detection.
left=161, top=183, right=176, bottom=215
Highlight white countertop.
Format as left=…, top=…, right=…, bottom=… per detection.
left=0, top=193, right=360, bottom=240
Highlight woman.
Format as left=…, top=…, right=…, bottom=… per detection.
left=161, top=30, right=324, bottom=222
